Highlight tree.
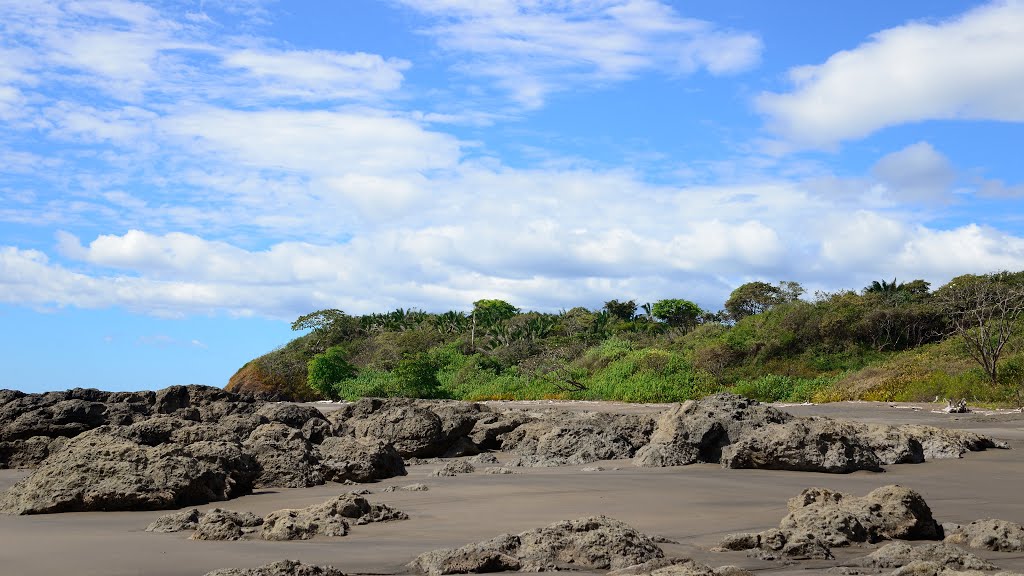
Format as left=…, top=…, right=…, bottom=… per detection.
left=291, top=309, right=358, bottom=353
left=651, top=299, right=703, bottom=329
left=306, top=345, right=357, bottom=400
left=935, top=273, right=1024, bottom=391
left=603, top=299, right=637, bottom=321
left=724, top=281, right=804, bottom=322
left=471, top=299, right=519, bottom=351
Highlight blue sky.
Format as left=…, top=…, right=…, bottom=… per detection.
left=1, top=0, right=1023, bottom=392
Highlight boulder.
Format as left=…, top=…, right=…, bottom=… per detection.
left=716, top=528, right=833, bottom=560
left=856, top=541, right=996, bottom=571
left=469, top=412, right=533, bottom=450
left=146, top=508, right=202, bottom=533
left=191, top=508, right=264, bottom=541
left=780, top=485, right=943, bottom=546
left=0, top=436, right=66, bottom=468
left=501, top=412, right=654, bottom=465
left=256, top=404, right=327, bottom=430
left=722, top=418, right=884, bottom=473
left=317, top=436, right=406, bottom=483
left=243, top=423, right=323, bottom=488
left=634, top=394, right=792, bottom=467
left=945, top=519, right=1024, bottom=552
left=432, top=460, right=475, bottom=477
left=0, top=429, right=258, bottom=514
left=205, top=561, right=346, bottom=576
left=897, top=425, right=1009, bottom=460
left=409, top=515, right=664, bottom=574
left=261, top=494, right=406, bottom=540
left=346, top=404, right=448, bottom=458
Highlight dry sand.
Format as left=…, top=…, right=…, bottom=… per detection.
left=2, top=400, right=1024, bottom=576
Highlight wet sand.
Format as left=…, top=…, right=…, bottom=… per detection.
left=2, top=401, right=1024, bottom=576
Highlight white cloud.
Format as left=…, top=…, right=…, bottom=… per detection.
left=222, top=49, right=410, bottom=101
left=871, top=141, right=956, bottom=202
left=397, top=0, right=761, bottom=107
left=758, top=1, right=1024, bottom=148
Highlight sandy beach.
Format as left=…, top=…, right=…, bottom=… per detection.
left=2, top=400, right=1023, bottom=576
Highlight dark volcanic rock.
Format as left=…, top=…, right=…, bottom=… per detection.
left=261, top=494, right=407, bottom=541
left=243, top=423, right=323, bottom=488
left=409, top=515, right=664, bottom=574
left=317, top=436, right=406, bottom=483
left=0, top=428, right=258, bottom=514
left=500, top=411, right=654, bottom=465
left=634, top=394, right=792, bottom=467
left=192, top=508, right=264, bottom=541
left=146, top=508, right=202, bottom=533
left=722, top=418, right=884, bottom=473
left=0, top=436, right=66, bottom=468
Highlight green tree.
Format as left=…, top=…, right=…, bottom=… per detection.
left=936, top=273, right=1024, bottom=392
left=652, top=299, right=703, bottom=329
left=291, top=309, right=358, bottom=353
left=306, top=345, right=358, bottom=400
left=725, top=281, right=804, bottom=322
left=472, top=299, right=519, bottom=322
left=603, top=299, right=637, bottom=321
left=394, top=352, right=444, bottom=398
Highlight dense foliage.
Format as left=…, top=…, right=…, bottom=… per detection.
left=227, top=272, right=1024, bottom=406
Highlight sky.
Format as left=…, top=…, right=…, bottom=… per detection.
left=1, top=0, right=1023, bottom=393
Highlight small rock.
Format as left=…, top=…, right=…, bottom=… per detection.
left=483, top=467, right=517, bottom=474
left=204, top=559, right=346, bottom=576
left=432, top=460, right=475, bottom=477
left=146, top=508, right=202, bottom=533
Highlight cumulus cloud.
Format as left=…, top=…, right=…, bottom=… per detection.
left=397, top=0, right=762, bottom=107
left=871, top=141, right=957, bottom=202
left=758, top=1, right=1024, bottom=148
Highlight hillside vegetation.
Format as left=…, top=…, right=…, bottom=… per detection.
left=227, top=272, right=1024, bottom=407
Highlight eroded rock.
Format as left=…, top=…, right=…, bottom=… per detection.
left=409, top=515, right=664, bottom=574
left=204, top=560, right=346, bottom=576
left=945, top=519, right=1024, bottom=552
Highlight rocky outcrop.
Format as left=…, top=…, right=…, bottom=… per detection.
left=317, top=436, right=406, bottom=483
left=722, top=418, right=884, bottom=473
left=192, top=508, right=264, bottom=541
left=432, top=460, right=475, bottom=477
left=719, top=485, right=943, bottom=560
left=634, top=394, right=792, bottom=467
left=717, top=528, right=833, bottom=560
left=945, top=519, right=1024, bottom=552
left=146, top=494, right=407, bottom=542
left=500, top=412, right=655, bottom=465
left=853, top=541, right=997, bottom=572
left=409, top=515, right=664, bottom=574
left=781, top=485, right=943, bottom=545
left=243, top=423, right=323, bottom=488
left=608, top=558, right=752, bottom=576
left=146, top=508, right=202, bottom=533
left=0, top=428, right=258, bottom=514
left=634, top=394, right=1006, bottom=473
left=205, top=560, right=346, bottom=576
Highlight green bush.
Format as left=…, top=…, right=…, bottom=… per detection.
left=306, top=346, right=357, bottom=400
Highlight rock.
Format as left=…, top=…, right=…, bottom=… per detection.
left=469, top=412, right=533, bottom=450
left=192, top=508, right=264, bottom=541
left=581, top=466, right=605, bottom=472
left=347, top=404, right=448, bottom=457
left=722, top=418, right=884, bottom=473
left=609, top=557, right=753, bottom=576
left=432, top=460, right=475, bottom=477
left=501, top=412, right=654, bottom=465
left=146, top=508, right=202, bottom=532
left=256, top=404, right=326, bottom=430
left=944, top=519, right=1024, bottom=552
left=857, top=541, right=996, bottom=571
left=897, top=425, right=1009, bottom=460
left=484, top=467, right=517, bottom=474
left=780, top=485, right=943, bottom=546
left=0, top=436, right=66, bottom=468
left=506, top=455, right=566, bottom=467
left=409, top=515, right=664, bottom=574
left=243, top=423, right=323, bottom=488
left=204, top=560, right=346, bottom=576
left=467, top=453, right=499, bottom=465
left=317, top=436, right=406, bottom=483
left=261, top=494, right=407, bottom=540
left=382, top=483, right=430, bottom=492
left=0, top=429, right=258, bottom=514
left=716, top=528, right=833, bottom=560
left=856, top=423, right=925, bottom=465
left=634, top=394, right=792, bottom=467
